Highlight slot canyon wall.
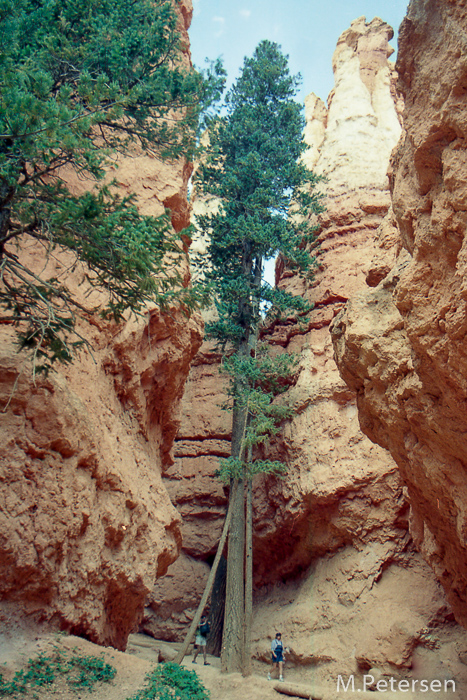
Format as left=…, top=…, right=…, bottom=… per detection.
left=144, top=12, right=467, bottom=685
left=0, top=0, right=201, bottom=651
left=2, top=0, right=467, bottom=687
left=331, top=0, right=467, bottom=631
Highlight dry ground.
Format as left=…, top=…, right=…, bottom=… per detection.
left=0, top=631, right=307, bottom=700
left=0, top=630, right=436, bottom=700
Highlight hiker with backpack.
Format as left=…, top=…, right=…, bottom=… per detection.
left=192, top=614, right=210, bottom=665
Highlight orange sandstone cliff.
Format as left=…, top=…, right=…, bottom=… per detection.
left=332, top=0, right=467, bottom=632
left=143, top=15, right=467, bottom=686
left=0, top=1, right=202, bottom=651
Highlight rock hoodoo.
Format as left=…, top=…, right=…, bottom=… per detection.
left=331, top=0, right=467, bottom=629
left=144, top=14, right=467, bottom=686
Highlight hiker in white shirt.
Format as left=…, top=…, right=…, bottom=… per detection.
left=268, top=632, right=285, bottom=682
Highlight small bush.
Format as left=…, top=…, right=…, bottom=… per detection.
left=0, top=648, right=116, bottom=696
left=128, top=662, right=210, bottom=700
left=0, top=656, right=56, bottom=696
left=67, top=653, right=116, bottom=689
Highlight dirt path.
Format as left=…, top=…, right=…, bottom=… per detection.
left=0, top=631, right=424, bottom=700
left=0, top=631, right=291, bottom=700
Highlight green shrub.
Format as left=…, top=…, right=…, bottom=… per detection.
left=0, top=649, right=116, bottom=696
left=128, top=662, right=210, bottom=700
left=67, top=653, right=116, bottom=690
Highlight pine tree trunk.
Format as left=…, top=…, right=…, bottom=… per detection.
left=220, top=349, right=250, bottom=673
left=174, top=498, right=234, bottom=665
left=221, top=477, right=245, bottom=673
left=206, top=556, right=226, bottom=656
left=243, top=477, right=253, bottom=676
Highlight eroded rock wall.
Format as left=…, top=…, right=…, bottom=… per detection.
left=250, top=17, right=461, bottom=683
left=142, top=17, right=467, bottom=683
left=141, top=341, right=230, bottom=639
left=0, top=1, right=201, bottom=651
left=331, top=0, right=467, bottom=629
left=259, top=16, right=403, bottom=581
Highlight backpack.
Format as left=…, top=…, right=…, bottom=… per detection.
left=200, top=622, right=210, bottom=636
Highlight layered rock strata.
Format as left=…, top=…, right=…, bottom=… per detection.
left=331, top=0, right=467, bottom=629
left=251, top=17, right=466, bottom=683
left=0, top=1, right=200, bottom=650
left=143, top=16, right=467, bottom=685
left=141, top=342, right=230, bottom=639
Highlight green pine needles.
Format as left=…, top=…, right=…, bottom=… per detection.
left=192, top=40, right=325, bottom=674
left=215, top=346, right=298, bottom=482
left=0, top=0, right=222, bottom=372
left=196, top=39, right=324, bottom=351
left=196, top=39, right=324, bottom=482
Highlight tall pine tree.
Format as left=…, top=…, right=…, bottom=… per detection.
left=195, top=40, right=324, bottom=674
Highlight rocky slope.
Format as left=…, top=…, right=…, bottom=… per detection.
left=0, top=1, right=201, bottom=651
left=142, top=15, right=467, bottom=687
left=331, top=0, right=467, bottom=631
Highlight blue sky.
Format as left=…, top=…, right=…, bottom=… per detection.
left=189, top=0, right=410, bottom=104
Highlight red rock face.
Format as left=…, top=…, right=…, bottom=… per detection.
left=144, top=16, right=467, bottom=685
left=332, top=0, right=467, bottom=628
left=0, top=1, right=201, bottom=650
left=141, top=343, right=230, bottom=640
left=0, top=304, right=201, bottom=650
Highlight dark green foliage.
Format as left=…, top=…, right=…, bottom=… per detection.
left=67, top=653, right=117, bottom=690
left=0, top=0, right=222, bottom=372
left=196, top=40, right=324, bottom=477
left=0, top=649, right=116, bottom=695
left=196, top=40, right=324, bottom=349
left=223, top=347, right=298, bottom=396
left=128, top=662, right=210, bottom=700
left=0, top=656, right=56, bottom=695
left=216, top=346, right=297, bottom=482
left=216, top=455, right=288, bottom=482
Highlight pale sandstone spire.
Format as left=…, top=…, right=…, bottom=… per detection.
left=304, top=17, right=402, bottom=192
